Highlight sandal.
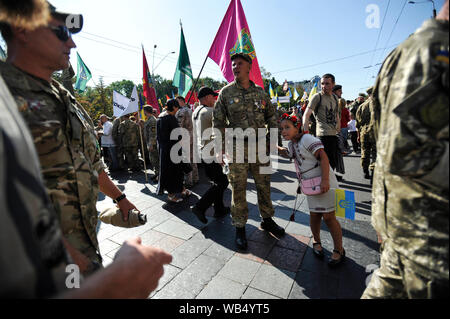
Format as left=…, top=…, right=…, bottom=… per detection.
left=312, top=242, right=324, bottom=258
left=328, top=249, right=345, bottom=267
left=181, top=189, right=192, bottom=197
left=167, top=194, right=183, bottom=203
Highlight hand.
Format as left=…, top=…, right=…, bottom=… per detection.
left=277, top=146, right=289, bottom=158
left=112, top=237, right=173, bottom=298
left=117, top=198, right=138, bottom=222
left=320, top=178, right=330, bottom=194
left=357, top=136, right=360, bottom=143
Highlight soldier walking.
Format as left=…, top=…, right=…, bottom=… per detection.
left=143, top=105, right=159, bottom=182
left=356, top=87, right=376, bottom=179
left=119, top=114, right=141, bottom=172
left=213, top=52, right=285, bottom=250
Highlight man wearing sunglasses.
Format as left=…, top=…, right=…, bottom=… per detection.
left=0, top=3, right=142, bottom=276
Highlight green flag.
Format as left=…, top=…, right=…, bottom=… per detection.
left=75, top=52, right=92, bottom=93
left=173, top=25, right=193, bottom=98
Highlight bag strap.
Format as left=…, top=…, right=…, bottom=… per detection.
left=193, top=105, right=207, bottom=121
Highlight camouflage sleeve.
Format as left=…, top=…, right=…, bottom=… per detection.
left=376, top=40, right=449, bottom=189
left=212, top=90, right=228, bottom=145
left=263, top=91, right=277, bottom=129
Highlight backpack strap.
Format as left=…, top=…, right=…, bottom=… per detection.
left=193, top=105, right=207, bottom=121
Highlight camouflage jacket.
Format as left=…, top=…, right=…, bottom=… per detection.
left=355, top=97, right=373, bottom=135
left=143, top=115, right=157, bottom=147
left=213, top=80, right=277, bottom=147
left=0, top=75, right=70, bottom=297
left=0, top=62, right=105, bottom=256
left=370, top=18, right=449, bottom=276
left=119, top=118, right=139, bottom=147
left=111, top=117, right=122, bottom=146
left=176, top=106, right=194, bottom=133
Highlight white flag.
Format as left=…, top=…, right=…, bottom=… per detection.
left=112, top=86, right=139, bottom=117
left=113, top=90, right=130, bottom=117
left=123, top=85, right=139, bottom=116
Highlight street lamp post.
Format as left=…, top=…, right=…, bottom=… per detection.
left=153, top=51, right=176, bottom=74
left=152, top=44, right=157, bottom=79
left=408, top=0, right=437, bottom=18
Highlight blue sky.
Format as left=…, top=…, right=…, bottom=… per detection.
left=48, top=0, right=445, bottom=99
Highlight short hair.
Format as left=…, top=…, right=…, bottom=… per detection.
left=143, top=105, right=153, bottom=114
left=176, top=96, right=185, bottom=103
left=167, top=99, right=180, bottom=112
left=322, top=73, right=335, bottom=83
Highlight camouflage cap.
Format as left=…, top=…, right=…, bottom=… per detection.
left=358, top=93, right=366, bottom=97
left=47, top=1, right=83, bottom=34
left=230, top=52, right=252, bottom=64
left=99, top=207, right=147, bottom=228
left=0, top=0, right=50, bottom=29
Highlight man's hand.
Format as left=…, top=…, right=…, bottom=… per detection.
left=112, top=237, right=172, bottom=298
left=278, top=146, right=289, bottom=158
left=117, top=198, right=138, bottom=222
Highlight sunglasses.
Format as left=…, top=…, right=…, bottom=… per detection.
left=48, top=25, right=72, bottom=42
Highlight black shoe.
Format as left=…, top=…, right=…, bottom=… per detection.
left=261, top=218, right=285, bottom=238
left=312, top=242, right=325, bottom=258
left=364, top=171, right=371, bottom=179
left=213, top=207, right=230, bottom=218
left=328, top=249, right=345, bottom=267
left=235, top=227, right=247, bottom=250
left=336, top=175, right=343, bottom=182
left=191, top=206, right=207, bottom=224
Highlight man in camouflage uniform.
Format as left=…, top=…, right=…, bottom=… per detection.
left=213, top=52, right=285, bottom=250
left=119, top=113, right=140, bottom=172
left=349, top=94, right=365, bottom=119
left=356, top=87, right=376, bottom=179
left=176, top=96, right=199, bottom=187
left=112, top=116, right=125, bottom=170
left=143, top=105, right=159, bottom=182
left=362, top=0, right=449, bottom=299
left=0, top=3, right=139, bottom=274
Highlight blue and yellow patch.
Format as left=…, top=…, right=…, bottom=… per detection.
left=435, top=50, right=449, bottom=64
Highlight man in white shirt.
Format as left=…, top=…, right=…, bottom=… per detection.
left=100, top=114, right=119, bottom=171
left=191, top=87, right=230, bottom=223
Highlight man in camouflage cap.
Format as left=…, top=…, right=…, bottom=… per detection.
left=355, top=86, right=376, bottom=179
left=143, top=105, right=159, bottom=182
left=0, top=1, right=141, bottom=274
left=362, top=0, right=449, bottom=299
left=118, top=113, right=141, bottom=172
left=213, top=52, right=285, bottom=250
left=349, top=93, right=365, bottom=119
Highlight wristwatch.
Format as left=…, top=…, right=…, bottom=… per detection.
left=113, top=193, right=126, bottom=204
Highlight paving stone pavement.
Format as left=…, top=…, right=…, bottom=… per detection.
left=96, top=146, right=380, bottom=299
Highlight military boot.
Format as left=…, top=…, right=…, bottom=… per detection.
left=364, top=169, right=371, bottom=179
left=261, top=218, right=285, bottom=238
left=235, top=226, right=247, bottom=250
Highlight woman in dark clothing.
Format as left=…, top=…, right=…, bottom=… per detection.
left=156, top=99, right=191, bottom=202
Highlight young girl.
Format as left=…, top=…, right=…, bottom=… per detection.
left=279, top=113, right=345, bottom=266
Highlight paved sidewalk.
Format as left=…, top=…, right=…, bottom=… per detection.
left=96, top=149, right=380, bottom=299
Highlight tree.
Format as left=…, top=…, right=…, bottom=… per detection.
left=109, top=79, right=135, bottom=97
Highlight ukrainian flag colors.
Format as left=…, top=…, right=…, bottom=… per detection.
left=335, top=189, right=355, bottom=220
left=308, top=81, right=318, bottom=101
left=269, top=82, right=275, bottom=98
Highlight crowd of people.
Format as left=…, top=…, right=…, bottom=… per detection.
left=0, top=0, right=447, bottom=299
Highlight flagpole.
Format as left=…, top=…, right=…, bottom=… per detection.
left=186, top=55, right=208, bottom=104
left=136, top=110, right=148, bottom=183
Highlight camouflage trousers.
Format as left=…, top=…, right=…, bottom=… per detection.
left=116, top=146, right=125, bottom=169
left=228, top=145, right=274, bottom=228
left=148, top=143, right=160, bottom=177
left=123, top=146, right=140, bottom=170
left=362, top=239, right=449, bottom=299
left=360, top=130, right=377, bottom=171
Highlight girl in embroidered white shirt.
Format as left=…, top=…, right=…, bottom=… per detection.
left=279, top=113, right=345, bottom=266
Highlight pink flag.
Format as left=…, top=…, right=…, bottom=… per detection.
left=207, top=0, right=263, bottom=88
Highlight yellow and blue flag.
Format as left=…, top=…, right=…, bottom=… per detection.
left=293, top=87, right=299, bottom=100
left=335, top=189, right=355, bottom=220
left=287, top=87, right=292, bottom=99
left=308, top=81, right=318, bottom=101
left=269, top=82, right=275, bottom=98
left=300, top=91, right=308, bottom=102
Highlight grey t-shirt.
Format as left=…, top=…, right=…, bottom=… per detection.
left=308, top=93, right=339, bottom=136
left=192, top=105, right=214, bottom=161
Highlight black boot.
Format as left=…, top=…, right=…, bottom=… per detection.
left=364, top=169, right=370, bottom=179
left=235, top=226, right=247, bottom=250
left=261, top=218, right=285, bottom=238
